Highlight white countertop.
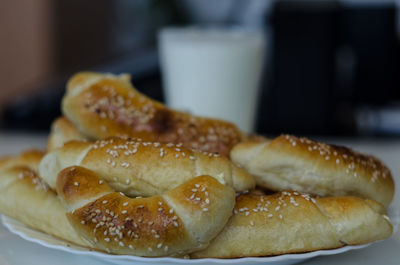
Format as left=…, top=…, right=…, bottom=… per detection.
left=0, top=133, right=399, bottom=265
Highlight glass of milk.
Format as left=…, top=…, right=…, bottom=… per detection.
left=158, top=27, right=266, bottom=133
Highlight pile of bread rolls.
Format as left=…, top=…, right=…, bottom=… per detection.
left=0, top=72, right=395, bottom=258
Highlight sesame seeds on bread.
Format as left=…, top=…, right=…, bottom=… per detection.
left=38, top=137, right=255, bottom=196
left=191, top=191, right=393, bottom=258
left=57, top=167, right=235, bottom=256
left=230, top=135, right=395, bottom=207
left=62, top=72, right=244, bottom=156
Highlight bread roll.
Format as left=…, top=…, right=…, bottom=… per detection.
left=47, top=116, right=87, bottom=151
left=192, top=191, right=393, bottom=258
left=57, top=166, right=235, bottom=256
left=0, top=151, right=88, bottom=247
left=39, top=137, right=255, bottom=196
left=0, top=149, right=45, bottom=172
left=231, top=135, right=394, bottom=207
left=62, top=72, right=244, bottom=156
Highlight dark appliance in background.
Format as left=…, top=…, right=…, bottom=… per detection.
left=257, top=0, right=400, bottom=137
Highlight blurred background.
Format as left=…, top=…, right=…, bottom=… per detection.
left=1, top=0, right=400, bottom=137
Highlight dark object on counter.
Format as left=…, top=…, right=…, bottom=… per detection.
left=256, top=0, right=399, bottom=136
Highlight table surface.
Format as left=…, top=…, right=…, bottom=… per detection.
left=0, top=133, right=399, bottom=265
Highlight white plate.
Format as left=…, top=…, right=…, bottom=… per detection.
left=2, top=209, right=399, bottom=265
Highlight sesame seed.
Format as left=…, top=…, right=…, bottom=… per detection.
left=157, top=243, right=163, bottom=248
left=164, top=246, right=169, bottom=252
left=169, top=209, right=174, bottom=214
left=250, top=221, right=254, bottom=226
left=129, top=245, right=133, bottom=249
left=102, top=200, right=108, bottom=204
left=123, top=202, right=128, bottom=206
left=74, top=182, right=79, bottom=186
left=148, top=247, right=153, bottom=252
left=99, top=180, right=103, bottom=184
left=121, top=210, right=127, bottom=214
left=119, top=241, right=124, bottom=247
left=203, top=208, right=209, bottom=212
left=173, top=221, right=179, bottom=227
left=81, top=220, right=85, bottom=224
left=205, top=198, right=210, bottom=204
left=267, top=214, right=273, bottom=218
left=105, top=238, right=110, bottom=242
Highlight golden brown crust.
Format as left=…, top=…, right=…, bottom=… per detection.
left=0, top=152, right=88, bottom=247
left=191, top=191, right=393, bottom=258
left=230, top=135, right=395, bottom=207
left=47, top=116, right=87, bottom=151
left=39, top=137, right=255, bottom=196
left=56, top=166, right=235, bottom=256
left=62, top=72, right=244, bottom=156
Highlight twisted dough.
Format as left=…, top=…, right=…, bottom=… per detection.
left=231, top=135, right=395, bottom=207
left=192, top=191, right=393, bottom=258
left=56, top=166, right=235, bottom=256
left=0, top=150, right=87, bottom=246
left=62, top=72, right=244, bottom=156
left=39, top=137, right=255, bottom=196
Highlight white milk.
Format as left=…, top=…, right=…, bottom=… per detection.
left=158, top=27, right=265, bottom=133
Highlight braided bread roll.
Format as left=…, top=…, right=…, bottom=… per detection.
left=39, top=137, right=255, bottom=196
left=62, top=72, right=244, bottom=156
left=57, top=166, right=235, bottom=256
left=231, top=135, right=395, bottom=207
left=0, top=150, right=88, bottom=247
left=47, top=117, right=87, bottom=151
left=192, top=191, right=393, bottom=258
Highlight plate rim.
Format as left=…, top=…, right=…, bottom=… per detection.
left=2, top=214, right=391, bottom=264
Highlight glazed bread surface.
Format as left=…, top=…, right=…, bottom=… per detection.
left=192, top=191, right=393, bottom=258
left=39, top=137, right=255, bottom=196
left=57, top=166, right=235, bottom=256
left=62, top=72, right=244, bottom=156
left=231, top=135, right=395, bottom=207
